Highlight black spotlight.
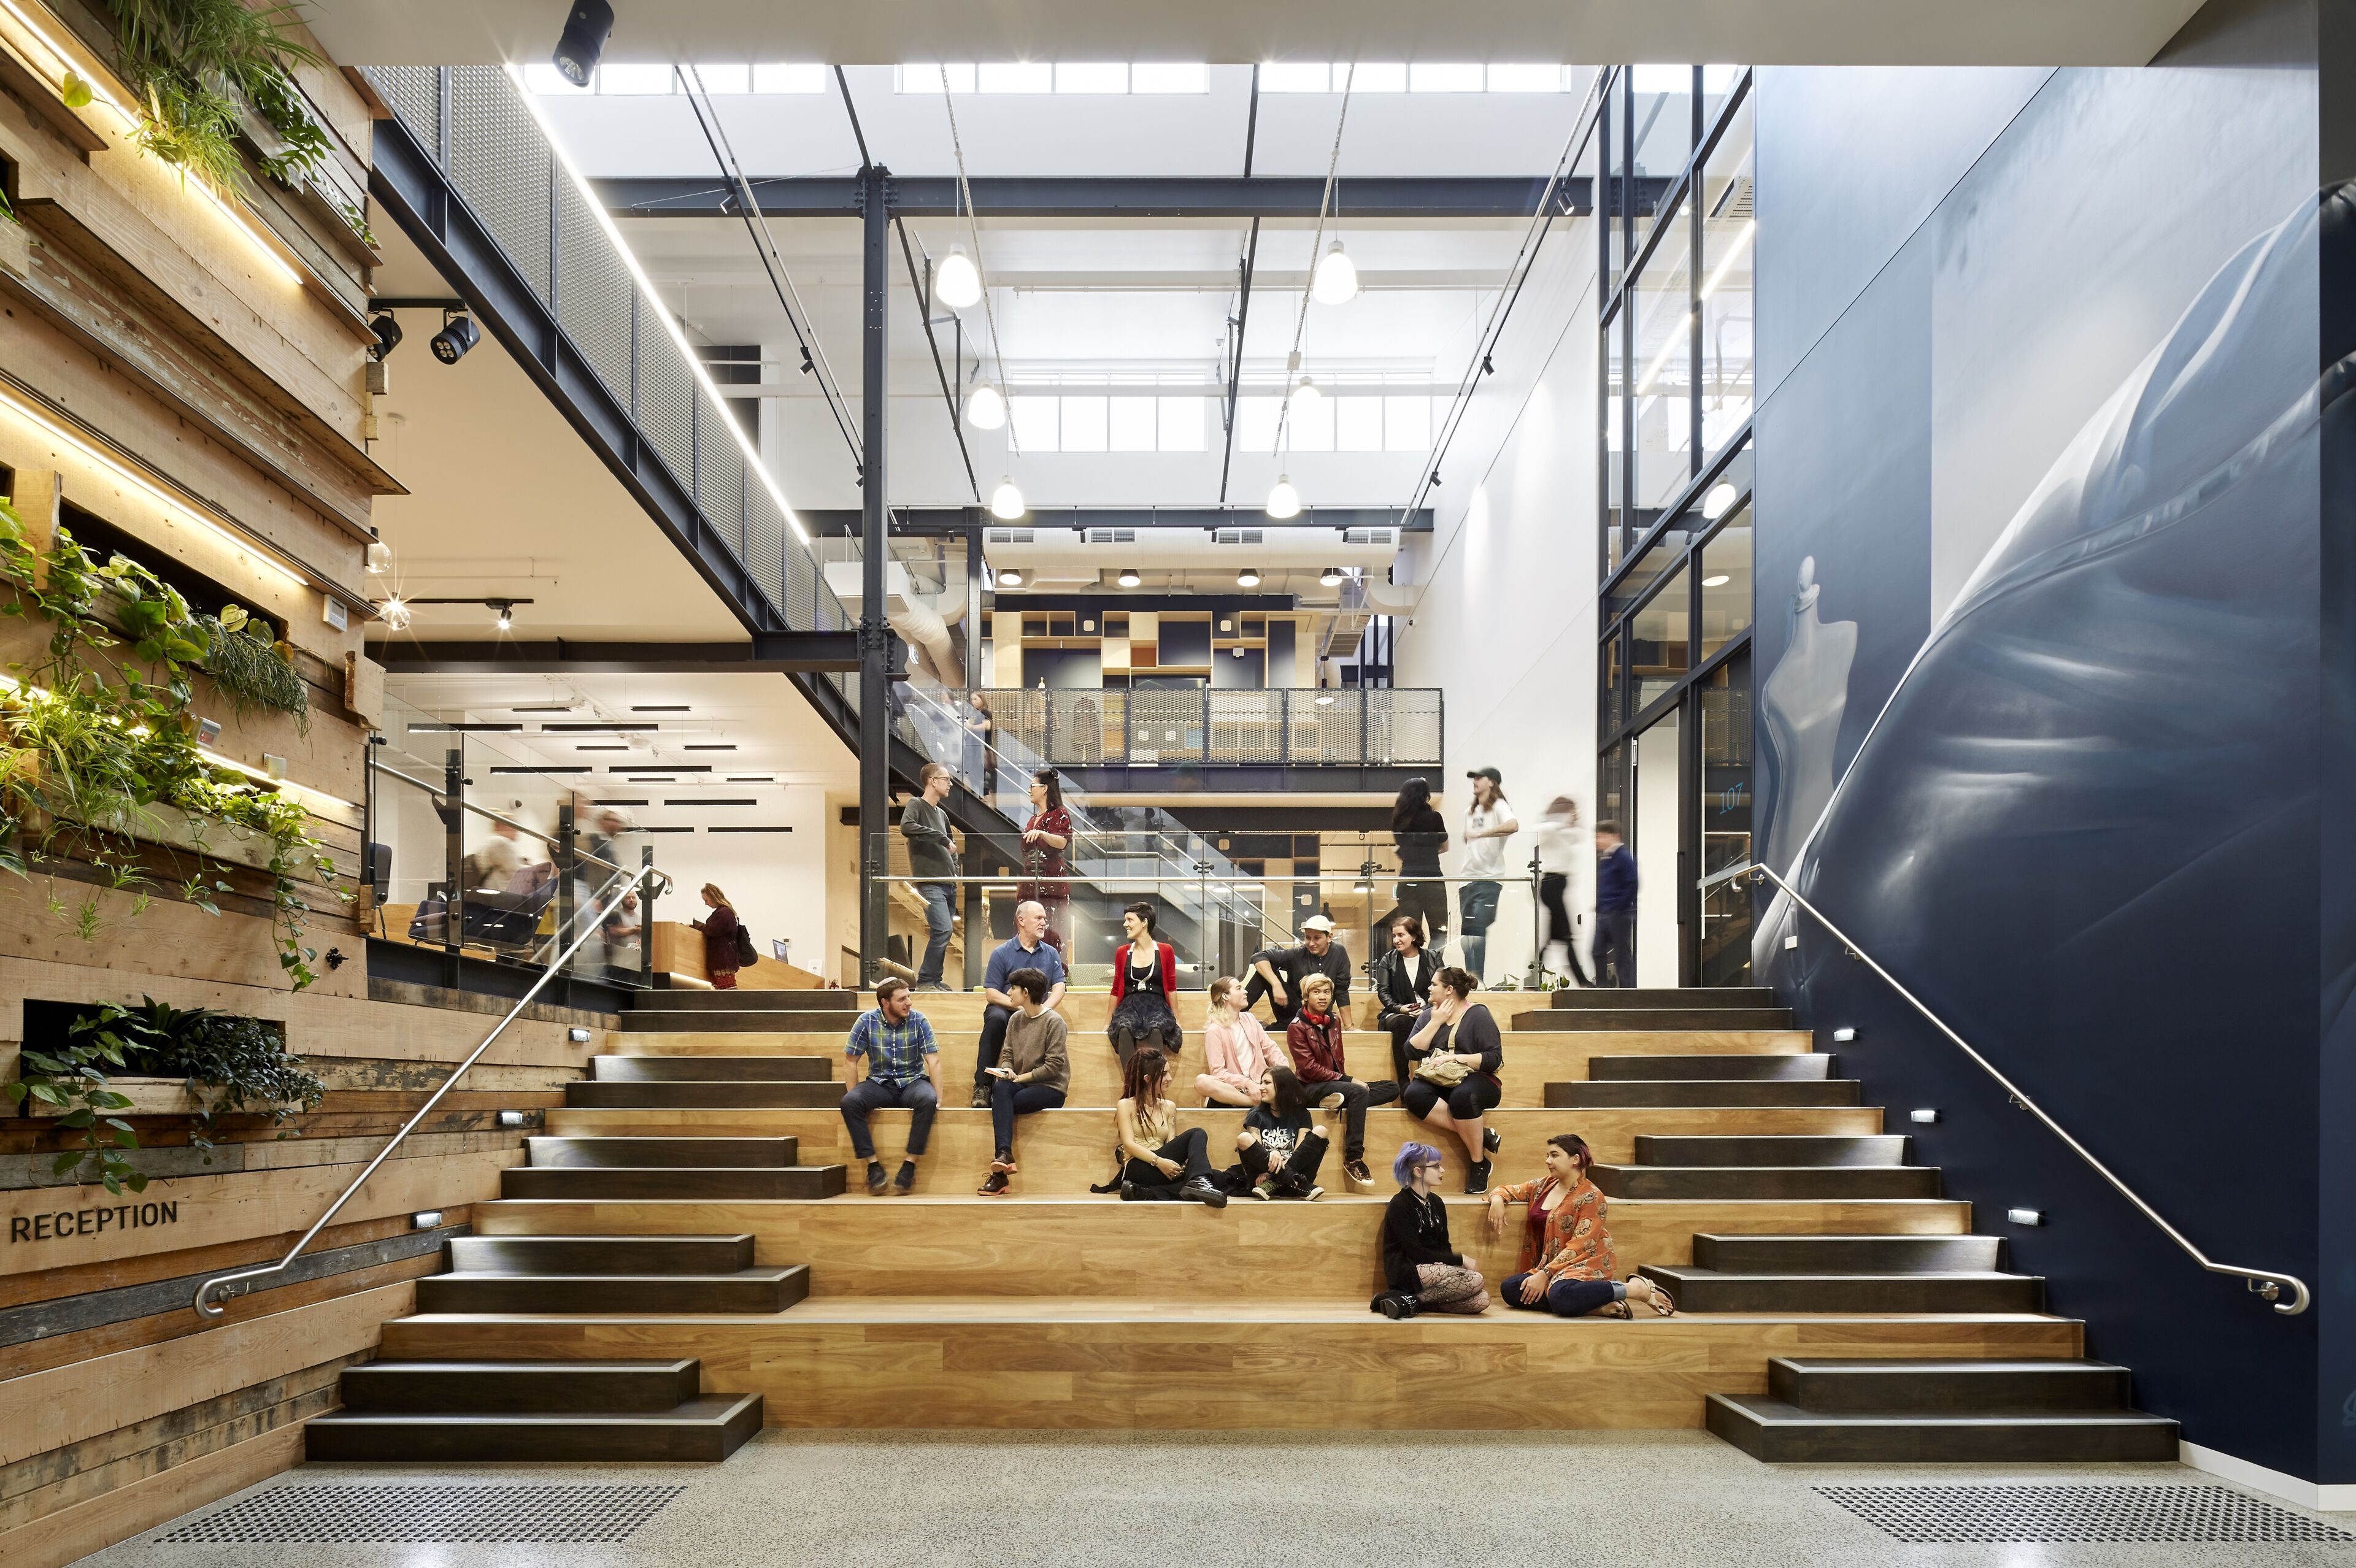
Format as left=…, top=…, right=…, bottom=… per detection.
left=552, top=0, right=615, bottom=88
left=430, top=309, right=479, bottom=364
left=368, top=311, right=402, bottom=363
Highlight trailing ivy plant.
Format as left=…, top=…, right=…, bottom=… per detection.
left=198, top=605, right=309, bottom=732
left=105, top=0, right=330, bottom=197
left=5, top=1002, right=148, bottom=1194
left=150, top=1005, right=324, bottom=1154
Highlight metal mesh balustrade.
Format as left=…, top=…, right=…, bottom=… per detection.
left=1209, top=688, right=1284, bottom=763
left=1374, top=687, right=1444, bottom=764
left=554, top=176, right=632, bottom=404
left=444, top=69, right=552, bottom=304
left=1291, top=688, right=1363, bottom=763
left=373, top=68, right=438, bottom=153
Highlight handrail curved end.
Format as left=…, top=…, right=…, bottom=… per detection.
left=2250, top=1272, right=2312, bottom=1316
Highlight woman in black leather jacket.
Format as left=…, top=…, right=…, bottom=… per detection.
left=1372, top=914, right=1437, bottom=1084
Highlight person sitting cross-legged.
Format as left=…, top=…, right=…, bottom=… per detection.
left=1285, top=972, right=1399, bottom=1191
left=1485, top=1133, right=1676, bottom=1319
left=1196, top=975, right=1285, bottom=1107
left=839, top=977, right=941, bottom=1196
left=1112, top=1046, right=1227, bottom=1207
left=969, top=899, right=1069, bottom=1108
left=1372, top=1140, right=1492, bottom=1318
left=1217, top=1064, right=1331, bottom=1201
left=977, top=966, right=1069, bottom=1196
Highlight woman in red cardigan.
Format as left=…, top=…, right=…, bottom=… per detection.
left=1104, top=901, right=1182, bottom=1065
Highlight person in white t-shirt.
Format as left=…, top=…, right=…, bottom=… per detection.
left=1534, top=796, right=1596, bottom=986
left=1457, top=767, right=1518, bottom=981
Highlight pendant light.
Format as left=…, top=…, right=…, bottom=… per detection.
left=990, top=476, right=1026, bottom=520
left=1236, top=567, right=1263, bottom=588
left=1116, top=567, right=1142, bottom=588
left=936, top=246, right=983, bottom=309
left=378, top=596, right=414, bottom=631
left=966, top=383, right=1007, bottom=430
left=1288, top=375, right=1322, bottom=416
left=1318, top=566, right=1344, bottom=586
left=1311, top=240, right=1359, bottom=306
left=1265, top=475, right=1301, bottom=520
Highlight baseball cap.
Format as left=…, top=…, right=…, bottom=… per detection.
left=1465, top=766, right=1502, bottom=786
left=1300, top=915, right=1336, bottom=933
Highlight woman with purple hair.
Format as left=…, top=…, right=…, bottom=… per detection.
left=1372, top=1141, right=1490, bottom=1319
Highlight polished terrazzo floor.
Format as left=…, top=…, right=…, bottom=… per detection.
left=86, top=1429, right=2356, bottom=1567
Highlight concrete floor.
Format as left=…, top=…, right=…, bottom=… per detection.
left=88, top=1431, right=2356, bottom=1568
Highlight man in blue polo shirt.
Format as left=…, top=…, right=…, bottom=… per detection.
left=969, top=899, right=1068, bottom=1105
left=841, top=978, right=941, bottom=1194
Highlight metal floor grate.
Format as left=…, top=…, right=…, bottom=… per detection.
left=1819, top=1485, right=2356, bottom=1544
left=155, top=1485, right=686, bottom=1543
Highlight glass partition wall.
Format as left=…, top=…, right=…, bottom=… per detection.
left=1596, top=66, right=1756, bottom=986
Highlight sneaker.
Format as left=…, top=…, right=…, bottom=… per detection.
left=991, top=1150, right=1018, bottom=1174
left=1295, top=1183, right=1325, bottom=1202
left=916, top=982, right=954, bottom=993
left=969, top=1084, right=994, bottom=1109
left=865, top=1161, right=888, bottom=1195
left=977, top=1171, right=1011, bottom=1196
left=1483, top=1126, right=1501, bottom=1156
left=1320, top=1092, right=1347, bottom=1111
left=1374, top=1291, right=1420, bottom=1320
left=1466, top=1158, right=1493, bottom=1194
left=1343, top=1159, right=1374, bottom=1188
left=892, top=1161, right=918, bottom=1194
left=1249, top=1178, right=1276, bottom=1201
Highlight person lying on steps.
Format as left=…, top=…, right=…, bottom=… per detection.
left=977, top=966, right=1069, bottom=1196
left=839, top=977, right=940, bottom=1196
left=1197, top=975, right=1285, bottom=1107
left=1215, top=1064, right=1330, bottom=1201
left=1401, top=966, right=1506, bottom=1194
left=1485, top=1134, right=1676, bottom=1318
left=1284, top=972, right=1399, bottom=1191
left=1112, top=1046, right=1226, bottom=1207
left=1373, top=1140, right=1491, bottom=1318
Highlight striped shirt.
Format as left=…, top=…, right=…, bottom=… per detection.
left=845, top=1007, right=938, bottom=1084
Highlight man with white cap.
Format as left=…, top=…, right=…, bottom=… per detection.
left=1245, top=915, right=1353, bottom=1028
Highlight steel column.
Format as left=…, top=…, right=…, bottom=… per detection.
left=857, top=163, right=893, bottom=987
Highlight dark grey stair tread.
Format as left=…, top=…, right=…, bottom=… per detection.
left=416, top=1265, right=810, bottom=1315
left=1633, top=1134, right=1909, bottom=1167
left=340, top=1359, right=700, bottom=1412
left=1769, top=1358, right=2134, bottom=1412
left=446, top=1234, right=754, bottom=1273
left=565, top=1080, right=842, bottom=1108
left=1550, top=988, right=1776, bottom=1009
left=527, top=1136, right=802, bottom=1168
left=1514, top=1008, right=1793, bottom=1031
left=1705, top=1393, right=2179, bottom=1463
left=638, top=989, right=858, bottom=1011
left=1639, top=1266, right=2042, bottom=1312
left=1548, top=1079, right=1863, bottom=1107
left=590, top=1056, right=831, bottom=1082
left=1592, top=1164, right=1941, bottom=1199
left=618, top=1012, right=857, bottom=1033
left=306, top=1394, right=763, bottom=1462
left=1588, top=1055, right=1831, bottom=1081
left=500, top=1165, right=846, bottom=1200
left=1693, top=1234, right=2003, bottom=1272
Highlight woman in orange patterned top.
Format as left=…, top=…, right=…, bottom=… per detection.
left=1484, top=1134, right=1676, bottom=1318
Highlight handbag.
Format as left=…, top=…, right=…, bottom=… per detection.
left=733, top=923, right=760, bottom=967
left=1413, top=1053, right=1471, bottom=1088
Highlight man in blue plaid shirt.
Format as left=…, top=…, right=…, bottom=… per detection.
left=840, top=977, right=941, bottom=1194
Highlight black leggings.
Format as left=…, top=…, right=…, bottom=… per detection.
left=1402, top=1072, right=1503, bottom=1123
left=1539, top=874, right=1596, bottom=985
left=1222, top=1128, right=1330, bottom=1193
left=1382, top=1009, right=1420, bottom=1085
left=1122, top=1126, right=1213, bottom=1196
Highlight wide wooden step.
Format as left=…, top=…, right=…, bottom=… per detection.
left=306, top=1394, right=764, bottom=1461
left=472, top=1193, right=1974, bottom=1299
left=537, top=1105, right=1886, bottom=1193
left=337, top=1359, right=701, bottom=1412
left=1639, top=1266, right=2044, bottom=1313
left=415, top=1265, right=810, bottom=1315
left=564, top=1080, right=842, bottom=1109
left=1549, top=988, right=1777, bottom=1009
left=590, top=1055, right=831, bottom=1082
left=1592, top=1164, right=1941, bottom=1199
left=1549, top=1079, right=1862, bottom=1107
left=618, top=1010, right=864, bottom=1032
left=1588, top=1054, right=1830, bottom=1081
left=637, top=989, right=860, bottom=1012
left=499, top=1165, right=847, bottom=1201
left=1693, top=1234, right=2004, bottom=1274
left=1704, top=1394, right=2177, bottom=1462
left=525, top=1136, right=802, bottom=1168
left=445, top=1234, right=753, bottom=1274
left=1514, top=1008, right=1793, bottom=1031
left=1769, top=1357, right=2136, bottom=1413
left=377, top=1298, right=2082, bottom=1432
left=1633, top=1134, right=1908, bottom=1167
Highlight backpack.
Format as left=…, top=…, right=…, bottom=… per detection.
left=733, top=923, right=759, bottom=967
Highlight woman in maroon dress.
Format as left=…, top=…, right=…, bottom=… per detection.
left=1015, top=769, right=1074, bottom=955
left=692, top=883, right=741, bottom=989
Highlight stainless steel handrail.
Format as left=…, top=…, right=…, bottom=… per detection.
left=190, top=861, right=669, bottom=1317
left=1715, top=859, right=2311, bottom=1316
left=372, top=756, right=628, bottom=876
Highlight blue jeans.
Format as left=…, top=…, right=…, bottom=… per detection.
left=840, top=1075, right=939, bottom=1159
left=989, top=1078, right=1065, bottom=1156
left=1458, top=880, right=1501, bottom=978
left=917, top=881, right=955, bottom=985
left=1501, top=1272, right=1626, bottom=1316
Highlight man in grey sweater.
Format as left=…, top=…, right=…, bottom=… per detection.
left=901, top=763, right=960, bottom=991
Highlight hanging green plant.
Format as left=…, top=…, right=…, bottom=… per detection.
left=104, top=0, right=329, bottom=196
left=198, top=605, right=309, bottom=732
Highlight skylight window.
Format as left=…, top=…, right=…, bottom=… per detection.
left=980, top=61, right=1055, bottom=93
left=1408, top=63, right=1483, bottom=93
left=1055, top=63, right=1128, bottom=93
left=1261, top=63, right=1565, bottom=93
left=523, top=63, right=825, bottom=95
left=902, top=63, right=1207, bottom=94
left=1132, top=64, right=1209, bottom=93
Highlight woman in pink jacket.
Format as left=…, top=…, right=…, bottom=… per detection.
left=1195, top=975, right=1283, bottom=1107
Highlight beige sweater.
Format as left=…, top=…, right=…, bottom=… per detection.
left=1000, top=1008, right=1070, bottom=1096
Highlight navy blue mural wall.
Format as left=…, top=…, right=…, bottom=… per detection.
left=1748, top=42, right=2338, bottom=1481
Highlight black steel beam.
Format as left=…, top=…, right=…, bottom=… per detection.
left=803, top=506, right=1434, bottom=535
left=370, top=112, right=788, bottom=637
left=857, top=165, right=892, bottom=987
left=369, top=634, right=863, bottom=674
left=601, top=175, right=1600, bottom=221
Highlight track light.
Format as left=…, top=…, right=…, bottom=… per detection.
left=798, top=345, right=815, bottom=375
left=966, top=383, right=1007, bottom=430
left=378, top=596, right=413, bottom=631
left=996, top=568, right=1023, bottom=587
left=366, top=539, right=393, bottom=574
left=990, top=477, right=1026, bottom=520
left=1265, top=475, right=1300, bottom=521
left=1482, top=354, right=1495, bottom=376
left=936, top=246, right=983, bottom=310
left=551, top=0, right=615, bottom=88
left=368, top=312, right=403, bottom=363
left=1236, top=566, right=1262, bottom=588
left=1116, top=567, right=1141, bottom=588
left=1702, top=482, right=1738, bottom=520
left=430, top=309, right=479, bottom=364
left=1319, top=566, right=1344, bottom=586
left=1429, top=470, right=1441, bottom=486
left=491, top=600, right=514, bottom=631
left=1312, top=240, right=1359, bottom=306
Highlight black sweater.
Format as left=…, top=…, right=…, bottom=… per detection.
left=1381, top=1187, right=1465, bottom=1292
left=1404, top=1002, right=1505, bottom=1078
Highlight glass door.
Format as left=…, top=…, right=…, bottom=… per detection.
left=1629, top=705, right=1685, bottom=988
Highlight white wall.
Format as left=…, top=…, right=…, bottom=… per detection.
left=632, top=788, right=833, bottom=971
left=1392, top=210, right=1601, bottom=984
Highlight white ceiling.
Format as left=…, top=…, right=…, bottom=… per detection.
left=307, top=0, right=2204, bottom=69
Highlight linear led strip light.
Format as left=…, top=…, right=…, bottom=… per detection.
left=0, top=0, right=301, bottom=287
left=507, top=64, right=811, bottom=547
left=1633, top=218, right=1756, bottom=400
left=0, top=379, right=311, bottom=593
